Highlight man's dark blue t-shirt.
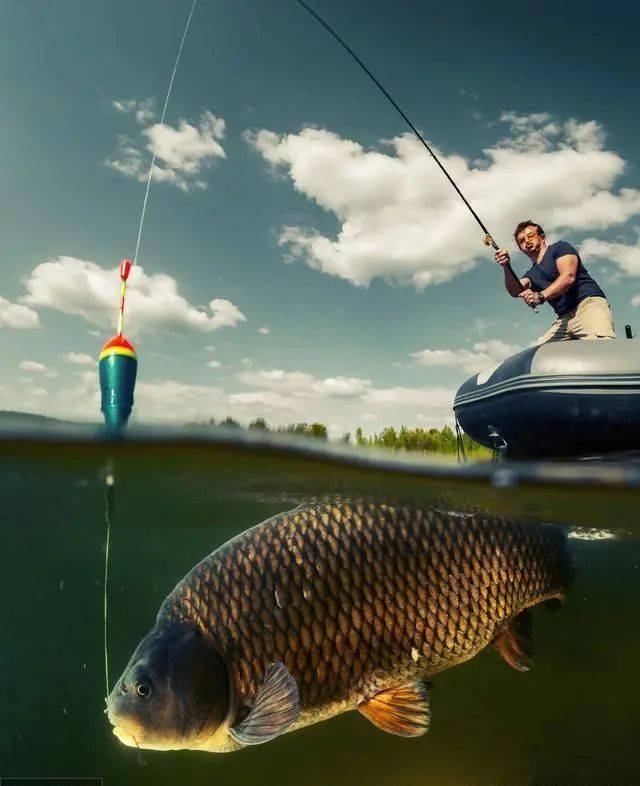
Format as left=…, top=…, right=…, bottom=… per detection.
left=524, top=240, right=605, bottom=317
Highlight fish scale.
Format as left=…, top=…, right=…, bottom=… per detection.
left=158, top=499, right=568, bottom=734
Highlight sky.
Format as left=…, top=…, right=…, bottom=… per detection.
left=2, top=0, right=640, bottom=437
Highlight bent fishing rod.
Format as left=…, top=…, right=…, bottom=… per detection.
left=294, top=0, right=535, bottom=311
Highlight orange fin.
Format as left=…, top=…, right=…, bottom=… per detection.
left=358, top=680, right=431, bottom=737
left=493, top=609, right=535, bottom=672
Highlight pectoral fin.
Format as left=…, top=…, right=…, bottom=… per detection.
left=493, top=608, right=535, bottom=671
left=358, top=680, right=431, bottom=737
left=229, top=662, right=300, bottom=746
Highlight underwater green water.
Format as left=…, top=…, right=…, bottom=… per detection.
left=1, top=428, right=639, bottom=785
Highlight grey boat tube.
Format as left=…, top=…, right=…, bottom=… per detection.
left=453, top=340, right=640, bottom=459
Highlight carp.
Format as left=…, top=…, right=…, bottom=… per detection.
left=107, top=499, right=572, bottom=752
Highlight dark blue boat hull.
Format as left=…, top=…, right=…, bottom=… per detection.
left=453, top=341, right=640, bottom=458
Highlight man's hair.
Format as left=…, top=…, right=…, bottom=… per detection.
left=514, top=220, right=545, bottom=241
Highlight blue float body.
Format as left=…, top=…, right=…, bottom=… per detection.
left=99, top=353, right=137, bottom=431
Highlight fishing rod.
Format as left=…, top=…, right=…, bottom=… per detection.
left=293, top=0, right=534, bottom=310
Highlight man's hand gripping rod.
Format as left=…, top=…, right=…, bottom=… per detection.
left=483, top=235, right=538, bottom=313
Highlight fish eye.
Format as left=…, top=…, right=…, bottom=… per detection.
left=134, top=679, right=152, bottom=698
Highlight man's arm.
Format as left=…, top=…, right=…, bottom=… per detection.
left=494, top=248, right=530, bottom=296
left=519, top=253, right=578, bottom=307
left=540, top=254, right=578, bottom=299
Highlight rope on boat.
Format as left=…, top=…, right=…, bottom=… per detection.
left=455, top=418, right=467, bottom=464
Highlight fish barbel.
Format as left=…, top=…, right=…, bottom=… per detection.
left=107, top=499, right=572, bottom=752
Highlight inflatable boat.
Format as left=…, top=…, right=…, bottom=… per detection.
left=453, top=339, right=640, bottom=459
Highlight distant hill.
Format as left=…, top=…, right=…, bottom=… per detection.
left=0, top=410, right=71, bottom=427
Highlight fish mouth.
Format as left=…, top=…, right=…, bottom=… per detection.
left=112, top=724, right=140, bottom=748
left=110, top=723, right=182, bottom=752
left=108, top=709, right=181, bottom=752
left=107, top=704, right=145, bottom=749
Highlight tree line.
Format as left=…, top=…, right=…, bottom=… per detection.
left=190, top=416, right=487, bottom=456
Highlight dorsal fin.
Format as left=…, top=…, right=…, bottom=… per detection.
left=493, top=609, right=535, bottom=671
left=229, top=662, right=300, bottom=746
left=358, top=680, right=431, bottom=737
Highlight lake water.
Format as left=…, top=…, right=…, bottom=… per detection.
left=2, top=425, right=639, bottom=785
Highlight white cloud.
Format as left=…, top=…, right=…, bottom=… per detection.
left=205, top=299, right=246, bottom=330
left=579, top=236, right=640, bottom=305
left=0, top=368, right=98, bottom=422
left=51, top=370, right=100, bottom=421
left=18, top=360, right=58, bottom=378
left=64, top=352, right=95, bottom=366
left=0, top=296, right=40, bottom=329
left=236, top=368, right=372, bottom=399
left=207, top=359, right=222, bottom=368
left=231, top=366, right=455, bottom=434
left=258, top=326, right=270, bottom=334
left=247, top=113, right=640, bottom=289
left=411, top=339, right=520, bottom=374
left=459, top=87, right=479, bottom=101
left=106, top=110, right=227, bottom=192
left=21, top=256, right=246, bottom=335
left=19, top=360, right=46, bottom=373
left=112, top=97, right=156, bottom=125
left=580, top=237, right=640, bottom=278
left=205, top=345, right=216, bottom=352
left=363, top=386, right=453, bottom=409
left=227, top=390, right=301, bottom=413
left=134, top=380, right=222, bottom=423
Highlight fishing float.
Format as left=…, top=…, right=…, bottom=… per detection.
left=99, top=259, right=138, bottom=432
left=97, top=0, right=198, bottom=432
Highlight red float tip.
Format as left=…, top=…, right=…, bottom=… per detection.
left=120, top=259, right=132, bottom=281
left=102, top=334, right=136, bottom=353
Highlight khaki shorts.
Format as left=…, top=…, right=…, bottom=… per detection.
left=539, top=296, right=616, bottom=344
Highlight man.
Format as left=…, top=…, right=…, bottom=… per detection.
left=495, top=220, right=615, bottom=343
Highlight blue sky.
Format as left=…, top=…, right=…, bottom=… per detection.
left=2, top=0, right=640, bottom=435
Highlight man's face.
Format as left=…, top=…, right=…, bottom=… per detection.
left=516, top=226, right=545, bottom=255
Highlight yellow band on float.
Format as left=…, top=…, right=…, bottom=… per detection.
left=99, top=346, right=137, bottom=361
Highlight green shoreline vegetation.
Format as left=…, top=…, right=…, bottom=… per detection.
left=192, top=416, right=490, bottom=457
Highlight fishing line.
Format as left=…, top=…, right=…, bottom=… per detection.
left=102, top=0, right=198, bottom=702
left=103, top=469, right=115, bottom=701
left=132, top=0, right=199, bottom=267
left=293, top=0, right=533, bottom=306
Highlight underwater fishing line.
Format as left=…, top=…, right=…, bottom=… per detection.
left=104, top=470, right=115, bottom=701
left=132, top=0, right=199, bottom=267
left=293, top=0, right=531, bottom=303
